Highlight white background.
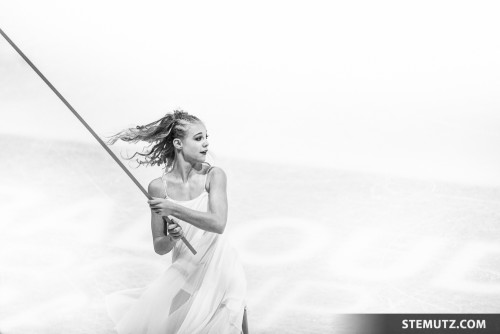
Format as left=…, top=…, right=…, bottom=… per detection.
left=1, top=0, right=499, bottom=186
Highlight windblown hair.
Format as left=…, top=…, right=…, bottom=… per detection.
left=107, top=109, right=201, bottom=168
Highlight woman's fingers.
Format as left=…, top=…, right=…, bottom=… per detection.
left=171, top=232, right=183, bottom=239
left=167, top=220, right=183, bottom=238
left=169, top=226, right=181, bottom=233
left=148, top=198, right=162, bottom=205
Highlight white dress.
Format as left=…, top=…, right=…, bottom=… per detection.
left=106, top=171, right=247, bottom=334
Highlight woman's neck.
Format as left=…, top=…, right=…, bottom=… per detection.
left=170, top=158, right=203, bottom=183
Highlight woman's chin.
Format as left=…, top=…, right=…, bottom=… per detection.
left=188, top=156, right=206, bottom=164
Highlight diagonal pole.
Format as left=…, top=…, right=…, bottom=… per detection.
left=0, top=27, right=197, bottom=255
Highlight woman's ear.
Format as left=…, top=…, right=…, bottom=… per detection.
left=173, top=138, right=182, bottom=150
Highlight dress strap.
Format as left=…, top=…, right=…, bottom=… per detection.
left=161, top=173, right=169, bottom=198
left=204, top=165, right=214, bottom=192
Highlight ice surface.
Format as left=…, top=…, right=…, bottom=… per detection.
left=1, top=135, right=499, bottom=334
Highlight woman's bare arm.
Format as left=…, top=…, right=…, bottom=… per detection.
left=148, top=179, right=176, bottom=255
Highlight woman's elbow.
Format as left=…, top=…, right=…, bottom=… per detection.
left=214, top=220, right=227, bottom=234
left=154, top=246, right=167, bottom=255
left=153, top=241, right=170, bottom=255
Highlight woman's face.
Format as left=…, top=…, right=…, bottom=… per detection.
left=179, top=121, right=209, bottom=163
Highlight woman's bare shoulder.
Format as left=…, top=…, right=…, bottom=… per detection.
left=148, top=177, right=164, bottom=197
left=206, top=166, right=227, bottom=191
left=206, top=165, right=226, bottom=177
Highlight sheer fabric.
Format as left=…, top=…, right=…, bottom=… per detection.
left=106, top=174, right=247, bottom=334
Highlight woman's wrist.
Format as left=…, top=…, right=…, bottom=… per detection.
left=169, top=202, right=181, bottom=217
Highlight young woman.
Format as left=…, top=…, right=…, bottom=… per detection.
left=105, top=110, right=248, bottom=334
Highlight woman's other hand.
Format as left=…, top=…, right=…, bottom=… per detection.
left=167, top=219, right=183, bottom=240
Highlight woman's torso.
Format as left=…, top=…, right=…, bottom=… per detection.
left=161, top=164, right=217, bottom=261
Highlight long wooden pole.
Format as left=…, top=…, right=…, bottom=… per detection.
left=0, top=27, right=197, bottom=255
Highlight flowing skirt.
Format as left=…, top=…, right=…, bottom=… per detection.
left=106, top=234, right=247, bottom=334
